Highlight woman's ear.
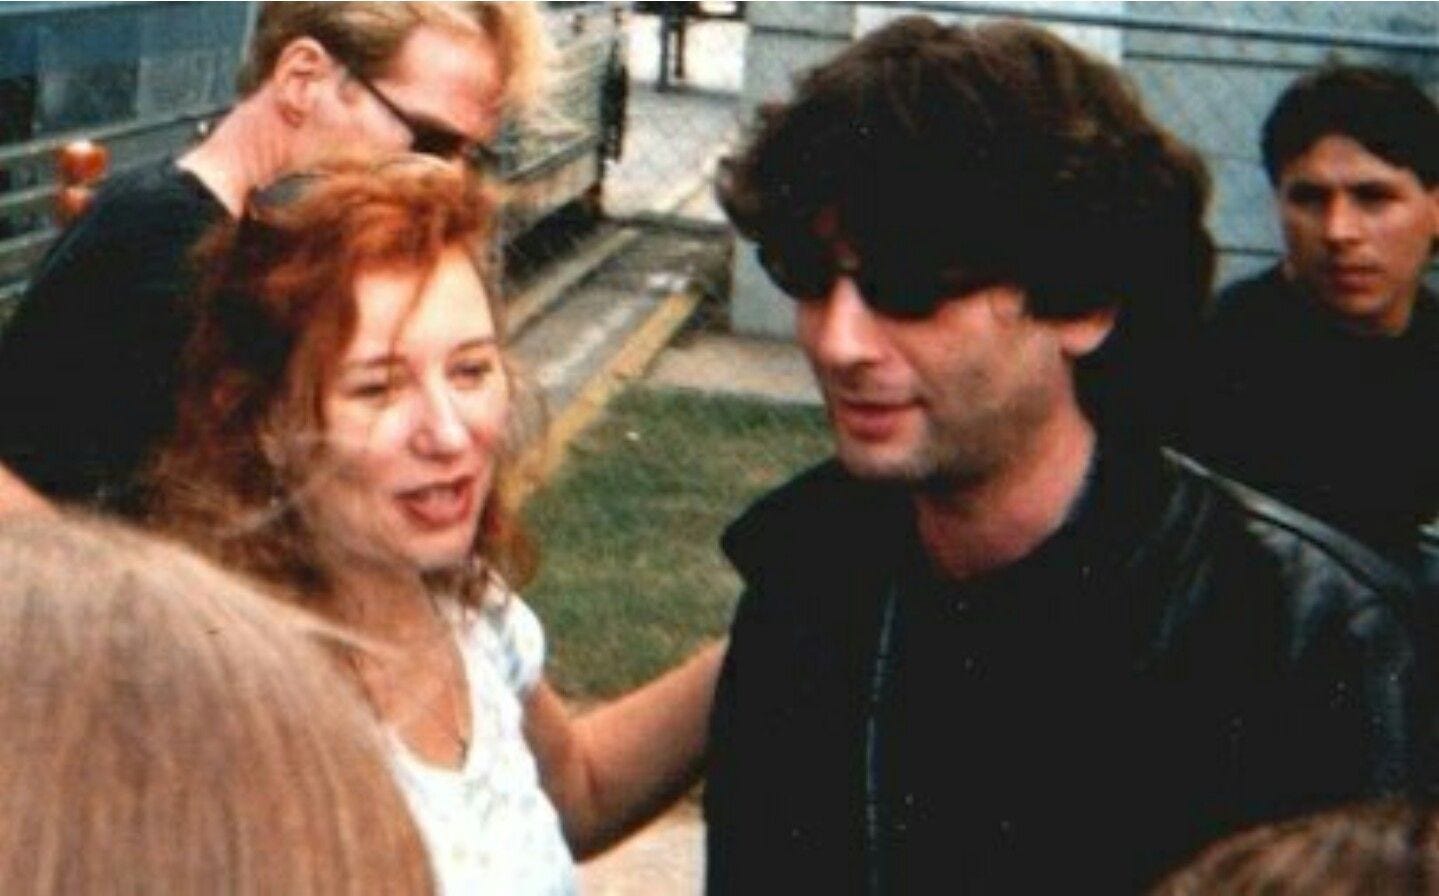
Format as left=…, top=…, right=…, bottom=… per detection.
left=1055, top=306, right=1118, bottom=360
left=269, top=37, right=335, bottom=126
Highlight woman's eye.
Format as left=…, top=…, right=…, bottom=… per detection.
left=346, top=380, right=397, bottom=402
left=451, top=360, right=494, bottom=388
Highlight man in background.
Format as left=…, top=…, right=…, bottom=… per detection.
left=1182, top=65, right=1438, bottom=566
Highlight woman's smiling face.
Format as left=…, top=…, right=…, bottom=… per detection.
left=300, top=244, right=509, bottom=573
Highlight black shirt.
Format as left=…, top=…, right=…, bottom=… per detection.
left=0, top=160, right=227, bottom=510
left=1181, top=266, right=1439, bottom=561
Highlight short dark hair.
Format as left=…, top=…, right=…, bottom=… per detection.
left=1261, top=64, right=1439, bottom=187
left=719, top=16, right=1213, bottom=430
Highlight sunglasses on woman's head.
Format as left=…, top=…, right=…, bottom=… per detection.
left=241, top=155, right=460, bottom=230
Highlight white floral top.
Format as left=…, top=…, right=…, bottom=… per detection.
left=387, top=588, right=576, bottom=895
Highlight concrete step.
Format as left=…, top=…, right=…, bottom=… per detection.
left=509, top=223, right=733, bottom=499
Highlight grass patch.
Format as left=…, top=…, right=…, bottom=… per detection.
left=521, top=385, right=831, bottom=700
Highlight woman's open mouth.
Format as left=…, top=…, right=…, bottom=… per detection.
left=396, top=476, right=476, bottom=529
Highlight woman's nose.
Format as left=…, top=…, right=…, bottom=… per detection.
left=412, top=386, right=470, bottom=456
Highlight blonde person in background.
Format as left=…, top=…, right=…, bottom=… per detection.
left=147, top=155, right=721, bottom=895
left=0, top=514, right=435, bottom=895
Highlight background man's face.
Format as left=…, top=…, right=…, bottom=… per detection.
left=369, top=25, right=504, bottom=147
left=313, top=25, right=502, bottom=166
left=1277, top=134, right=1439, bottom=335
left=794, top=273, right=1073, bottom=487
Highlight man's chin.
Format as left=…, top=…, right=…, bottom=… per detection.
left=835, top=443, right=932, bottom=483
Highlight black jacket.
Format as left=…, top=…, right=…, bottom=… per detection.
left=705, top=442, right=1432, bottom=894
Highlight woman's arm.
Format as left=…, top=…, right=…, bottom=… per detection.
left=523, top=639, right=725, bottom=859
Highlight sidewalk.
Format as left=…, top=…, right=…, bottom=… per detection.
left=579, top=801, right=705, bottom=895
left=648, top=331, right=819, bottom=405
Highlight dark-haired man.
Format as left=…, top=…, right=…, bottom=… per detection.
left=0, top=3, right=530, bottom=511
left=708, top=18, right=1431, bottom=893
left=1183, top=65, right=1439, bottom=565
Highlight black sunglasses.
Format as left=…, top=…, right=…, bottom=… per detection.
left=756, top=240, right=994, bottom=319
left=318, top=50, right=498, bottom=173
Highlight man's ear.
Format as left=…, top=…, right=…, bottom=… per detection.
left=270, top=37, right=335, bottom=125
left=1055, top=306, right=1118, bottom=360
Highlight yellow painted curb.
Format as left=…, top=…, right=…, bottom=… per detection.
left=514, top=289, right=702, bottom=503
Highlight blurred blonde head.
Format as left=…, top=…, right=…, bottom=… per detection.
left=0, top=514, right=433, bottom=894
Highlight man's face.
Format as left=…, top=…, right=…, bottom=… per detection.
left=317, top=24, right=503, bottom=165
left=1277, top=134, right=1439, bottom=335
left=794, top=264, right=1082, bottom=487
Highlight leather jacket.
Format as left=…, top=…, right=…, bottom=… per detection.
left=705, top=440, right=1432, bottom=894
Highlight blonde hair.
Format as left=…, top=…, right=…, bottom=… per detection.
left=239, top=1, right=550, bottom=118
left=0, top=515, right=434, bottom=894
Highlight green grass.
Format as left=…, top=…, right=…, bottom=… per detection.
left=521, top=385, right=831, bottom=700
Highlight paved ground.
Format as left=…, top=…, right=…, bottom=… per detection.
left=604, top=14, right=745, bottom=221
left=579, top=801, right=705, bottom=896
left=650, top=331, right=819, bottom=404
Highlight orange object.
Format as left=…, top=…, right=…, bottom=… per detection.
left=53, top=140, right=109, bottom=224
left=55, top=185, right=94, bottom=225
left=56, top=139, right=109, bottom=185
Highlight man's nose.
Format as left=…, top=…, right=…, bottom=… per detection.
left=803, top=276, right=885, bottom=369
left=1321, top=194, right=1363, bottom=244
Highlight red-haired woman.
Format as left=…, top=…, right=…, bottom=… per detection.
left=148, top=156, right=720, bottom=894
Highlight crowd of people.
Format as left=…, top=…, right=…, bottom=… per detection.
left=0, top=3, right=1434, bottom=893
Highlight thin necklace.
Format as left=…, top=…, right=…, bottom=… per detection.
left=345, top=629, right=471, bottom=763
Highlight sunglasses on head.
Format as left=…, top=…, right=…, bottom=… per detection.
left=241, top=155, right=459, bottom=230
left=756, top=240, right=994, bottom=319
